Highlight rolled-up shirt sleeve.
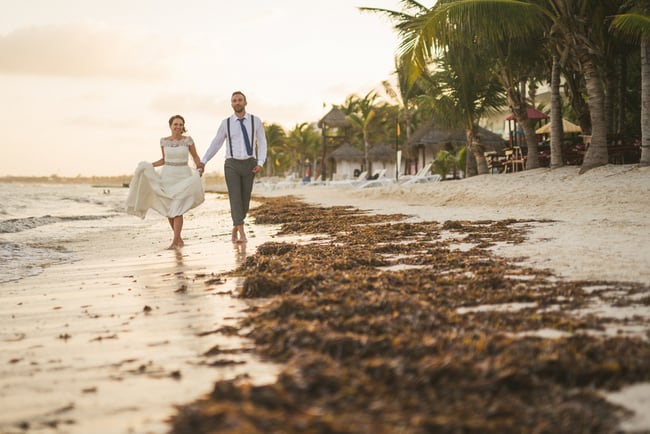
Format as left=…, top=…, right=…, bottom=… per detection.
left=254, top=116, right=267, bottom=167
left=201, top=119, right=228, bottom=165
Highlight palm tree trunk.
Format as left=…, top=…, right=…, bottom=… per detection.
left=464, top=141, right=478, bottom=177
left=500, top=69, right=540, bottom=170
left=467, top=129, right=488, bottom=175
left=550, top=55, right=564, bottom=168
left=521, top=120, right=540, bottom=169
left=363, top=133, right=370, bottom=177
left=641, top=37, right=650, bottom=166
left=579, top=55, right=609, bottom=172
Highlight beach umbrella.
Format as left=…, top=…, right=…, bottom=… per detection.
left=506, top=107, right=549, bottom=121
left=535, top=119, right=582, bottom=135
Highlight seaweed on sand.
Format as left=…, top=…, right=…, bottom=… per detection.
left=169, top=196, right=650, bottom=434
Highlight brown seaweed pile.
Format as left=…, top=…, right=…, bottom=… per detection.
left=170, top=196, right=650, bottom=434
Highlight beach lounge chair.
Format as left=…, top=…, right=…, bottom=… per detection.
left=357, top=169, right=394, bottom=189
left=268, top=174, right=298, bottom=189
left=398, top=163, right=432, bottom=184
left=306, top=174, right=328, bottom=186
left=327, top=170, right=368, bottom=187
left=400, top=163, right=441, bottom=185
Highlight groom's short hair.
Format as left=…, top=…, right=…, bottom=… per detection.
left=232, top=91, right=247, bottom=102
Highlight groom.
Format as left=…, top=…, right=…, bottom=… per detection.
left=198, top=91, right=267, bottom=243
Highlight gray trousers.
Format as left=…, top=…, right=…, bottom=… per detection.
left=224, top=158, right=257, bottom=226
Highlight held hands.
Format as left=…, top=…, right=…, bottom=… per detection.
left=197, top=162, right=205, bottom=177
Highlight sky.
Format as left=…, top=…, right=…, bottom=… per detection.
left=0, top=0, right=408, bottom=177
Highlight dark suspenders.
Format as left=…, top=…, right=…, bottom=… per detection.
left=226, top=115, right=255, bottom=158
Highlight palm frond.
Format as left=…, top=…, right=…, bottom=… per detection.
left=611, top=13, right=650, bottom=43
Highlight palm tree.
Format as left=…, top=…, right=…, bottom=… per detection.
left=611, top=1, right=650, bottom=165
left=362, top=2, right=507, bottom=176
left=345, top=91, right=382, bottom=174
left=363, top=0, right=547, bottom=171
left=287, top=122, right=321, bottom=175
left=263, top=123, right=287, bottom=176
left=367, top=0, right=627, bottom=173
left=415, top=47, right=506, bottom=175
left=381, top=56, right=423, bottom=165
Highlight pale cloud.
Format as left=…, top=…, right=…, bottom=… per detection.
left=0, top=24, right=169, bottom=79
left=149, top=93, right=223, bottom=118
left=63, top=113, right=143, bottom=130
left=0, top=0, right=406, bottom=176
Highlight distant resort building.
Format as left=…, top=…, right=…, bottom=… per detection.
left=327, top=142, right=364, bottom=180
left=367, top=142, right=399, bottom=179
left=406, top=119, right=506, bottom=174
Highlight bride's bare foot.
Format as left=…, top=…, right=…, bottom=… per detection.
left=231, top=227, right=238, bottom=243
left=167, top=239, right=184, bottom=250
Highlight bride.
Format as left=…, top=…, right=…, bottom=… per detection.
left=126, top=115, right=205, bottom=249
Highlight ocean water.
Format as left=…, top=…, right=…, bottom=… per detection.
left=0, top=183, right=128, bottom=283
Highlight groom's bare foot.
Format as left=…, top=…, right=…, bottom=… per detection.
left=231, top=225, right=247, bottom=243
left=237, top=225, right=247, bottom=243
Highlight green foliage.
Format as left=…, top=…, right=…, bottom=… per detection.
left=433, top=147, right=466, bottom=179
left=433, top=150, right=453, bottom=179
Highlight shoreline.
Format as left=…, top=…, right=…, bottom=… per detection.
left=0, top=191, right=281, bottom=434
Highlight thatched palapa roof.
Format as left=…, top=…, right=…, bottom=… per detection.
left=368, top=143, right=396, bottom=161
left=318, top=107, right=351, bottom=129
left=407, top=119, right=505, bottom=152
left=328, top=143, right=364, bottom=160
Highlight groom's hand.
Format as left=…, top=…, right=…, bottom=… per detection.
left=252, top=165, right=262, bottom=174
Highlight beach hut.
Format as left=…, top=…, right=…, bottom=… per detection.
left=406, top=119, right=506, bottom=174
left=328, top=142, right=364, bottom=180
left=367, top=142, right=398, bottom=179
left=318, top=107, right=351, bottom=180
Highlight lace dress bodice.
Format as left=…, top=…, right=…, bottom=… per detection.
left=161, top=136, right=194, bottom=165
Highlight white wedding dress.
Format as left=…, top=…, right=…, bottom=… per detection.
left=126, top=136, right=204, bottom=218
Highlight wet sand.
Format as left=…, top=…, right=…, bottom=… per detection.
left=0, top=193, right=280, bottom=434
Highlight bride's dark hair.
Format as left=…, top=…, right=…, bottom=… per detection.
left=168, top=115, right=187, bottom=133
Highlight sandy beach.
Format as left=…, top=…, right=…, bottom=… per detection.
left=2, top=164, right=649, bottom=433
left=257, top=164, right=650, bottom=285
left=0, top=190, right=282, bottom=434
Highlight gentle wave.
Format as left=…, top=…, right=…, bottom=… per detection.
left=0, top=183, right=128, bottom=284
left=0, top=241, right=74, bottom=283
left=0, top=214, right=112, bottom=234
